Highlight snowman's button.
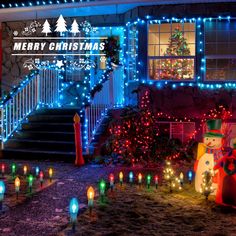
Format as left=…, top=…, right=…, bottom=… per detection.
left=205, top=161, right=210, bottom=165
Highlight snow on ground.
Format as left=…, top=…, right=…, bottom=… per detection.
left=0, top=160, right=235, bottom=236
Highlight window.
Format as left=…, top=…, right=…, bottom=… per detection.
left=148, top=22, right=195, bottom=80
left=205, top=19, right=236, bottom=81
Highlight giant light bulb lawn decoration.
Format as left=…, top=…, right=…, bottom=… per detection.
left=99, top=179, right=106, bottom=203
left=87, top=186, right=95, bottom=215
left=119, top=172, right=123, bottom=186
left=0, top=181, right=5, bottom=211
left=28, top=174, right=34, bottom=193
left=15, top=177, right=20, bottom=199
left=69, top=198, right=79, bottom=233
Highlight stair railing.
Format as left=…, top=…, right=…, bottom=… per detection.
left=85, top=66, right=124, bottom=151
left=0, top=69, right=60, bottom=148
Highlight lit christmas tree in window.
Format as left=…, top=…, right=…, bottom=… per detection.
left=160, top=28, right=194, bottom=80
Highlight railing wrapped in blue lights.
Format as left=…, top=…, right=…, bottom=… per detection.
left=85, top=66, right=124, bottom=152
left=0, top=69, right=59, bottom=148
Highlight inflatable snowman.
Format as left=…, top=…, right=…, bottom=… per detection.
left=194, top=119, right=224, bottom=194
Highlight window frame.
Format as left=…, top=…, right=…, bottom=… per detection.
left=147, top=21, right=196, bottom=82
left=204, top=18, right=236, bottom=82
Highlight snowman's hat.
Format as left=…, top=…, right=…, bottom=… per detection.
left=204, top=119, right=224, bottom=138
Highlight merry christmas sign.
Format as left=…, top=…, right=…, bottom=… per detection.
left=11, top=15, right=107, bottom=71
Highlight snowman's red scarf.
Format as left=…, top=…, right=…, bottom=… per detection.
left=206, top=148, right=223, bottom=163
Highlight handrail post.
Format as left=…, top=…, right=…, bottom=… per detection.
left=1, top=108, right=4, bottom=150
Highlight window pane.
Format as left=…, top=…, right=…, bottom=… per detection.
left=149, top=24, right=159, bottom=33
left=172, top=23, right=183, bottom=32
left=160, top=24, right=171, bottom=32
left=206, top=59, right=236, bottom=81
left=148, top=58, right=194, bottom=80
left=184, top=32, right=195, bottom=44
left=160, top=33, right=170, bottom=44
left=184, top=23, right=195, bottom=31
left=148, top=33, right=159, bottom=44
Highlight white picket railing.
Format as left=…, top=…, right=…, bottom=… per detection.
left=0, top=69, right=59, bottom=148
left=85, top=66, right=124, bottom=150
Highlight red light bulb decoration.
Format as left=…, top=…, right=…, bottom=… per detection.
left=39, top=171, right=44, bottom=187
left=109, top=173, right=114, bottom=191
left=1, top=164, right=5, bottom=177
left=154, top=175, right=159, bottom=189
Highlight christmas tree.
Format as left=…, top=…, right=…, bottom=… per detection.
left=71, top=19, right=80, bottom=36
left=200, top=170, right=214, bottom=200
left=42, top=19, right=51, bottom=36
left=160, top=28, right=193, bottom=80
left=55, top=15, right=67, bottom=36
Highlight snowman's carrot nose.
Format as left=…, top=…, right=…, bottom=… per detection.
left=207, top=142, right=212, bottom=146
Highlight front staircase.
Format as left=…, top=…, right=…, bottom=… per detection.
left=1, top=108, right=78, bottom=162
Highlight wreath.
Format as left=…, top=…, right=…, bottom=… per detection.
left=223, top=158, right=236, bottom=176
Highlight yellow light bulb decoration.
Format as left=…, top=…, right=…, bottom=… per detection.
left=119, top=172, right=123, bottom=186
left=49, top=168, right=53, bottom=181
left=87, top=186, right=95, bottom=201
left=23, top=166, right=27, bottom=175
left=15, top=177, right=20, bottom=188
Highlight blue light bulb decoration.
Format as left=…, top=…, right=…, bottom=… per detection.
left=187, top=170, right=193, bottom=184
left=35, top=167, right=40, bottom=177
left=129, top=171, right=134, bottom=185
left=69, top=198, right=79, bottom=222
left=0, top=181, right=5, bottom=201
left=0, top=181, right=5, bottom=211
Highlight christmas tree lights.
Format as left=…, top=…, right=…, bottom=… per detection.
left=163, top=161, right=182, bottom=192
left=200, top=171, right=214, bottom=200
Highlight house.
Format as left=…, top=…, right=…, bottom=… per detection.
left=0, top=0, right=236, bottom=160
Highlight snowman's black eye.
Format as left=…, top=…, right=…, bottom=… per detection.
left=213, top=139, right=215, bottom=141
left=205, top=161, right=210, bottom=165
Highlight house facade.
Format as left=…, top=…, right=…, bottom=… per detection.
left=1, top=0, right=236, bottom=157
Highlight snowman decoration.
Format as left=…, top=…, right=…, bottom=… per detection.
left=194, top=119, right=224, bottom=194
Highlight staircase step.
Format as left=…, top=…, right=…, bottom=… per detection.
left=32, top=108, right=79, bottom=116
left=13, top=131, right=74, bottom=141
left=5, top=139, right=75, bottom=152
left=28, top=115, right=74, bottom=123
left=21, top=122, right=74, bottom=132
left=1, top=148, right=76, bottom=162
